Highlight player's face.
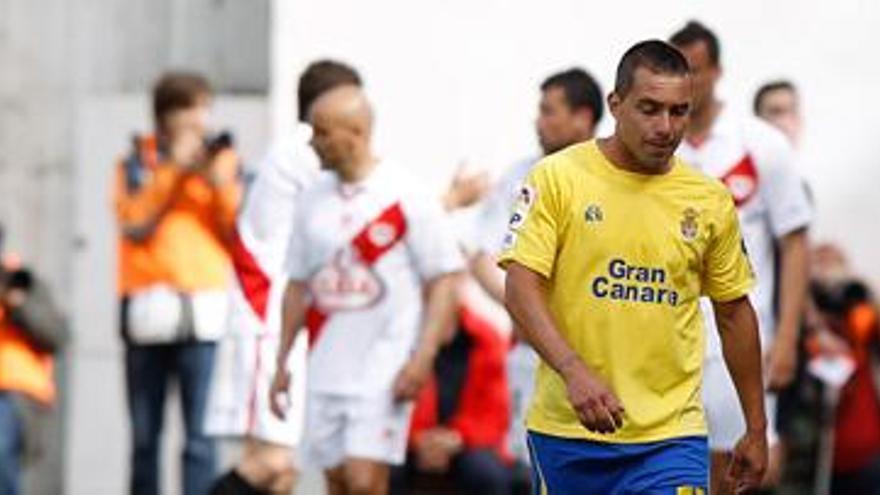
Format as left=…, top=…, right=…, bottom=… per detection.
left=536, top=87, right=591, bottom=155
left=758, top=88, right=801, bottom=145
left=676, top=41, right=719, bottom=114
left=610, top=68, right=692, bottom=171
left=309, top=114, right=356, bottom=171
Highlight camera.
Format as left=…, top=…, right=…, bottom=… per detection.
left=811, top=278, right=871, bottom=318
left=205, top=131, right=234, bottom=156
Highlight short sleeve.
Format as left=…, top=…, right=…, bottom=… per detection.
left=757, top=134, right=812, bottom=237
left=405, top=196, right=465, bottom=281
left=475, top=181, right=514, bottom=255
left=475, top=158, right=535, bottom=255
left=497, top=160, right=563, bottom=278
left=702, top=192, right=756, bottom=302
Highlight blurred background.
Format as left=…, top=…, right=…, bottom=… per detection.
left=1, top=0, right=878, bottom=493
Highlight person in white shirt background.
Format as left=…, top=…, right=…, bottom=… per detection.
left=269, top=85, right=464, bottom=495
left=671, top=21, right=812, bottom=495
left=206, top=60, right=363, bottom=495
left=469, top=67, right=604, bottom=473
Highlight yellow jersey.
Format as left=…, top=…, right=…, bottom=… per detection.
left=498, top=140, right=754, bottom=443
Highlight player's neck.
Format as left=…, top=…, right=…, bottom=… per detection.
left=686, top=99, right=722, bottom=144
left=338, top=155, right=378, bottom=184
left=598, top=136, right=672, bottom=176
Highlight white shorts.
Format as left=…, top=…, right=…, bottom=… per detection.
left=302, top=392, right=414, bottom=469
left=507, top=342, right=539, bottom=464
left=703, top=356, right=779, bottom=451
left=204, top=329, right=308, bottom=448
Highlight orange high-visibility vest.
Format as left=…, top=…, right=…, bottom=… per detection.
left=0, top=312, right=55, bottom=406
left=113, top=136, right=242, bottom=295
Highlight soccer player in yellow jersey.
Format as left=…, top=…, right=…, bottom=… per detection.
left=499, top=40, right=768, bottom=494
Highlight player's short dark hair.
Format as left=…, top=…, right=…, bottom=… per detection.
left=540, top=68, right=604, bottom=124
left=298, top=60, right=363, bottom=122
left=152, top=72, right=212, bottom=130
left=614, top=40, right=690, bottom=98
left=753, top=80, right=797, bottom=115
left=670, top=20, right=721, bottom=66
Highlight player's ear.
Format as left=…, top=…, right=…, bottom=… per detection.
left=608, top=91, right=622, bottom=119
left=574, top=107, right=595, bottom=133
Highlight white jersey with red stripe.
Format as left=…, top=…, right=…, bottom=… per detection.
left=205, top=128, right=318, bottom=446
left=285, top=162, right=464, bottom=398
left=233, top=126, right=322, bottom=337
left=677, top=106, right=812, bottom=357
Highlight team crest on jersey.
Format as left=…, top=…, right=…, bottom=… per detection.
left=584, top=204, right=603, bottom=223
left=368, top=222, right=397, bottom=248
left=309, top=249, right=384, bottom=311
left=680, top=207, right=700, bottom=241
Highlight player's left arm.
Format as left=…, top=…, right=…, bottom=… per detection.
left=712, top=296, right=768, bottom=491
left=393, top=272, right=463, bottom=402
left=705, top=190, right=768, bottom=490
left=768, top=227, right=809, bottom=390
left=394, top=196, right=466, bottom=402
left=762, top=135, right=812, bottom=390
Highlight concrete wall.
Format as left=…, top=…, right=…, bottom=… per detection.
left=0, top=1, right=269, bottom=493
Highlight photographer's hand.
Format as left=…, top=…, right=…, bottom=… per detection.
left=3, top=287, right=26, bottom=308
left=169, top=127, right=207, bottom=170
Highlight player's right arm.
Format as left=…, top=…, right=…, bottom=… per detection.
left=270, top=193, right=311, bottom=419
left=505, top=263, right=624, bottom=433
left=270, top=279, right=308, bottom=419
left=498, top=160, right=623, bottom=434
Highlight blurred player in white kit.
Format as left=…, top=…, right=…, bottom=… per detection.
left=270, top=85, right=465, bottom=495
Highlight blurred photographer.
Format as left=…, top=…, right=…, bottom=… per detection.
left=112, top=72, right=242, bottom=495
left=807, top=243, right=880, bottom=494
left=0, top=226, right=68, bottom=495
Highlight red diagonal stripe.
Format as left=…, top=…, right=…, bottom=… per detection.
left=351, top=202, right=408, bottom=263
left=230, top=227, right=271, bottom=321
left=720, top=154, right=760, bottom=207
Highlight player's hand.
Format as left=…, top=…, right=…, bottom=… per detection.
left=562, top=358, right=624, bottom=434
left=766, top=334, right=797, bottom=391
left=414, top=428, right=460, bottom=473
left=268, top=368, right=291, bottom=420
left=727, top=429, right=768, bottom=493
left=393, top=352, right=433, bottom=402
left=442, top=163, right=489, bottom=211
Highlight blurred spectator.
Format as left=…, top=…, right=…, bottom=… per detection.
left=112, top=72, right=242, bottom=495
left=754, top=80, right=802, bottom=148
left=469, top=68, right=603, bottom=484
left=471, top=67, right=603, bottom=304
left=391, top=281, right=512, bottom=495
left=0, top=226, right=68, bottom=495
left=672, top=20, right=813, bottom=493
left=753, top=78, right=820, bottom=494
left=206, top=60, right=364, bottom=495
left=808, top=243, right=880, bottom=494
